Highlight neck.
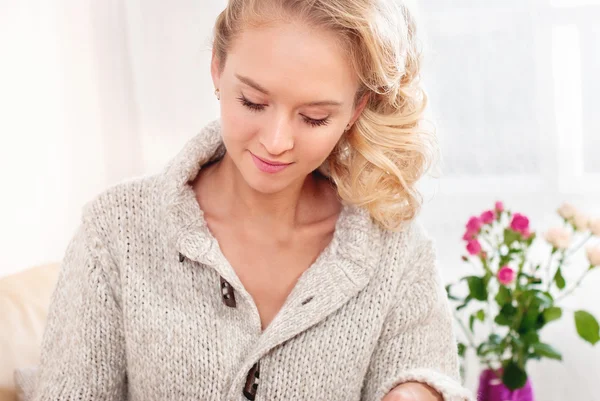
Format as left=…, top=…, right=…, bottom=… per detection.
left=213, top=152, right=319, bottom=229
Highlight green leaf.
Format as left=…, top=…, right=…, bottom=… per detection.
left=502, top=361, right=528, bottom=390
left=519, top=306, right=540, bottom=333
left=477, top=340, right=501, bottom=357
left=521, top=330, right=540, bottom=345
left=456, top=296, right=473, bottom=311
left=495, top=304, right=517, bottom=326
left=531, top=342, right=562, bottom=360
left=543, top=307, right=562, bottom=324
left=495, top=285, right=512, bottom=307
left=504, top=228, right=521, bottom=247
left=519, top=289, right=552, bottom=308
left=466, top=276, right=488, bottom=301
left=520, top=272, right=543, bottom=285
left=554, top=268, right=566, bottom=290
left=445, top=284, right=461, bottom=301
left=512, top=336, right=525, bottom=351
left=457, top=342, right=467, bottom=357
left=525, top=232, right=537, bottom=246
left=476, top=309, right=486, bottom=322
left=469, top=315, right=475, bottom=332
left=574, top=310, right=600, bottom=345
left=488, top=333, right=502, bottom=345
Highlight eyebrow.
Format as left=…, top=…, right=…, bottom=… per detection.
left=236, top=74, right=270, bottom=95
left=235, top=73, right=343, bottom=107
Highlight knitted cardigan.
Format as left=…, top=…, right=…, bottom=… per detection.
left=20, top=119, right=474, bottom=401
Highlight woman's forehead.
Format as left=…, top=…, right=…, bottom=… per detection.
left=224, top=22, right=359, bottom=100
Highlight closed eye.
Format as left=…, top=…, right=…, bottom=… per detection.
left=301, top=115, right=330, bottom=127
left=237, top=94, right=331, bottom=128
left=237, top=95, right=265, bottom=112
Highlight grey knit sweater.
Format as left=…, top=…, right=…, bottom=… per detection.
left=19, top=120, right=474, bottom=401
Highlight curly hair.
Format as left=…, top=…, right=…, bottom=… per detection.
left=212, top=0, right=440, bottom=232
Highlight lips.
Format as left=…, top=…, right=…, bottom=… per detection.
left=250, top=152, right=292, bottom=174
left=252, top=154, right=292, bottom=166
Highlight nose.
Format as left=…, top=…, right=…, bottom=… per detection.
left=259, top=116, right=294, bottom=156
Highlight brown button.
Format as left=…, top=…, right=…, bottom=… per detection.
left=220, top=276, right=236, bottom=308
left=243, top=361, right=260, bottom=400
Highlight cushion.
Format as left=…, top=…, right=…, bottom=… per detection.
left=0, top=263, right=59, bottom=401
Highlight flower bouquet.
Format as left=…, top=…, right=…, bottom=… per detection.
left=446, top=201, right=600, bottom=401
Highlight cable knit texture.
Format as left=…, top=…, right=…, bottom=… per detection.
left=19, top=119, right=474, bottom=401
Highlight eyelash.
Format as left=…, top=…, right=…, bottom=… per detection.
left=236, top=95, right=331, bottom=128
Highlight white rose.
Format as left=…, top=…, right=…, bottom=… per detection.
left=590, top=218, right=600, bottom=237
left=586, top=245, right=600, bottom=267
left=557, top=202, right=577, bottom=220
left=573, top=212, right=589, bottom=232
left=544, top=227, right=572, bottom=250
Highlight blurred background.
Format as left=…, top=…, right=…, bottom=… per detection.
left=1, top=0, right=599, bottom=400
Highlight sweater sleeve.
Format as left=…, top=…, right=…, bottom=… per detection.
left=31, top=218, right=127, bottom=401
left=361, top=225, right=474, bottom=401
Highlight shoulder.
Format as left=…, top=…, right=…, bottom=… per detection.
left=379, top=218, right=436, bottom=275
left=79, top=173, right=162, bottom=254
left=377, top=219, right=449, bottom=322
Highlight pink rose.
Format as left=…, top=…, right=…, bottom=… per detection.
left=495, top=201, right=504, bottom=212
left=497, top=265, right=515, bottom=285
left=466, top=216, right=483, bottom=233
left=480, top=210, right=495, bottom=225
left=466, top=239, right=482, bottom=255
left=510, top=213, right=530, bottom=234
left=462, top=230, right=475, bottom=241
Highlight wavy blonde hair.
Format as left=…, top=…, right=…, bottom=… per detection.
left=212, top=0, right=439, bottom=232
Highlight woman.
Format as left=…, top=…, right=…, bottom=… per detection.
left=27, top=0, right=473, bottom=400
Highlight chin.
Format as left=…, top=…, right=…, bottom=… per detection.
left=237, top=155, right=300, bottom=195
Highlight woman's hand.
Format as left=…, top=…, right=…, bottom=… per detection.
left=382, top=382, right=443, bottom=401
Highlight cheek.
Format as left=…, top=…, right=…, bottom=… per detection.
left=220, top=101, right=256, bottom=146
left=296, top=129, right=344, bottom=165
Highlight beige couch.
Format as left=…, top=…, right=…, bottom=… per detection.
left=0, top=263, right=59, bottom=401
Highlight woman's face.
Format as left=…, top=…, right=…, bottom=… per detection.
left=211, top=21, right=367, bottom=194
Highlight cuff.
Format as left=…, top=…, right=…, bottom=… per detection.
left=376, top=368, right=475, bottom=401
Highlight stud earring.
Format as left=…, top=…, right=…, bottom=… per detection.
left=214, top=88, right=220, bottom=100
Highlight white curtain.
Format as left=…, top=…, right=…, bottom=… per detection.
left=0, top=0, right=222, bottom=276
left=1, top=0, right=599, bottom=399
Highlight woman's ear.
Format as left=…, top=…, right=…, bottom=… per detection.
left=349, top=93, right=369, bottom=126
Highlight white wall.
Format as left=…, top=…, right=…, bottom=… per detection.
left=1, top=0, right=599, bottom=399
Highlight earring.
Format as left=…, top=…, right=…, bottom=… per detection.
left=214, top=88, right=220, bottom=100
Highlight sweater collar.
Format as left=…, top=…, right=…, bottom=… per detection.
left=158, top=119, right=382, bottom=293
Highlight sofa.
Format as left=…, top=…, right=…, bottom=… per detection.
left=0, top=263, right=60, bottom=401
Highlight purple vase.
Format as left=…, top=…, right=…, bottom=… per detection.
left=477, top=369, right=534, bottom=401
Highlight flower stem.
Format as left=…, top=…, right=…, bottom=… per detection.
left=565, top=233, right=593, bottom=258
left=454, top=313, right=477, bottom=349
left=545, top=251, right=555, bottom=289
left=547, top=250, right=566, bottom=293
left=555, top=268, right=592, bottom=302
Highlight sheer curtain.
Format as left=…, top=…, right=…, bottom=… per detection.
left=1, top=0, right=599, bottom=399
left=0, top=0, right=220, bottom=276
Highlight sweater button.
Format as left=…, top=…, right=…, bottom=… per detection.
left=220, top=276, right=236, bottom=308
left=243, top=362, right=260, bottom=400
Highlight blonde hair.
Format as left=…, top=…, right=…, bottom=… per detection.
left=212, top=0, right=439, bottom=232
